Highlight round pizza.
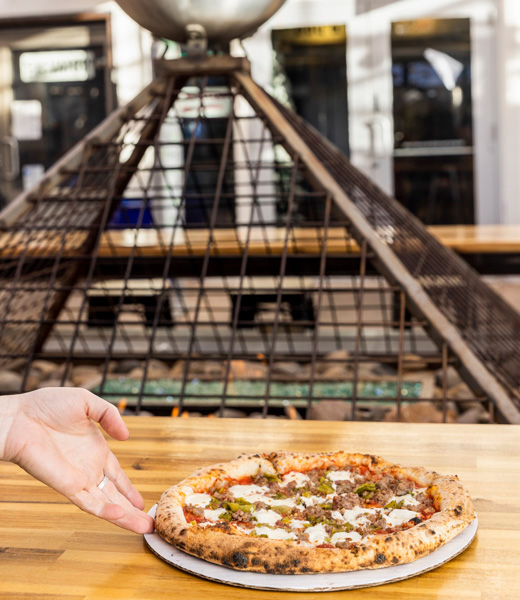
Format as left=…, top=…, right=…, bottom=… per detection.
left=154, top=451, right=475, bottom=574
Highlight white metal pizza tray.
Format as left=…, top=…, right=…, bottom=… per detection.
left=144, top=505, right=478, bottom=592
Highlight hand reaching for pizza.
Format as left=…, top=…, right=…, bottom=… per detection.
left=0, top=387, right=154, bottom=534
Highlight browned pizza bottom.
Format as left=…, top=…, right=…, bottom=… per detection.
left=154, top=452, right=475, bottom=574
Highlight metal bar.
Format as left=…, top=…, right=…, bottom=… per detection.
left=235, top=71, right=520, bottom=424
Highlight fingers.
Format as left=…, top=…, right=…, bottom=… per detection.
left=73, top=483, right=154, bottom=534
left=105, top=452, right=145, bottom=510
left=83, top=392, right=129, bottom=441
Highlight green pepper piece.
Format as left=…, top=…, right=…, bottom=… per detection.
left=209, top=497, right=221, bottom=509
left=273, top=505, right=292, bottom=515
left=235, top=497, right=253, bottom=506
left=384, top=499, right=404, bottom=509
left=355, top=482, right=376, bottom=495
left=273, top=492, right=287, bottom=499
left=281, top=517, right=292, bottom=524
left=263, top=473, right=281, bottom=483
left=302, top=491, right=312, bottom=498
left=320, top=502, right=333, bottom=510
left=220, top=511, right=233, bottom=521
left=227, top=502, right=240, bottom=512
left=239, top=504, right=254, bottom=513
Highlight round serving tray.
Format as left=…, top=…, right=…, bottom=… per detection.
left=144, top=505, right=477, bottom=592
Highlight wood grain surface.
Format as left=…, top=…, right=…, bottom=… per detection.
left=1, top=418, right=519, bottom=599
left=2, top=225, right=519, bottom=259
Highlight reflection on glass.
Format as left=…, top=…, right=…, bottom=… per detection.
left=391, top=18, right=474, bottom=224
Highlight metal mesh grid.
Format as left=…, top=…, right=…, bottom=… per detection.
left=0, top=61, right=508, bottom=422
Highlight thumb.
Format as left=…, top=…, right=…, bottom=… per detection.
left=84, top=392, right=129, bottom=441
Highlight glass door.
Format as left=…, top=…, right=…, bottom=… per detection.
left=347, top=0, right=498, bottom=224
left=0, top=15, right=115, bottom=205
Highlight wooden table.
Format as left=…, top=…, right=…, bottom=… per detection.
left=1, top=419, right=519, bottom=599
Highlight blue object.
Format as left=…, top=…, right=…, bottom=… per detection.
left=109, top=199, right=154, bottom=228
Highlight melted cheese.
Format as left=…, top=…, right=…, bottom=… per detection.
left=289, top=519, right=306, bottom=529
left=389, top=493, right=420, bottom=507
left=184, top=493, right=212, bottom=508
left=254, top=526, right=297, bottom=541
left=228, top=484, right=269, bottom=499
left=305, top=523, right=329, bottom=545
left=203, top=508, right=226, bottom=521
left=384, top=509, right=419, bottom=527
left=281, top=472, right=310, bottom=487
left=330, top=510, right=344, bottom=522
left=327, top=470, right=354, bottom=483
left=331, top=531, right=362, bottom=544
left=341, top=506, right=378, bottom=525
left=252, top=509, right=282, bottom=526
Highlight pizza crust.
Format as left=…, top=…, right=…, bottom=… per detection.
left=154, top=452, right=475, bottom=574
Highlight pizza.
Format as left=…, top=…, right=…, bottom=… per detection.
left=154, top=451, right=475, bottom=574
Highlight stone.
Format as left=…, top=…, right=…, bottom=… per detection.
left=31, top=360, right=61, bottom=378
left=72, top=366, right=104, bottom=387
left=355, top=405, right=388, bottom=421
left=204, top=361, right=225, bottom=378
left=6, top=358, right=29, bottom=373
left=316, top=349, right=350, bottom=374
left=76, top=375, right=104, bottom=391
left=370, top=363, right=398, bottom=377
left=456, top=406, right=492, bottom=424
left=0, top=369, right=23, bottom=393
left=447, top=382, right=474, bottom=400
left=402, top=354, right=429, bottom=372
left=308, top=400, right=351, bottom=421
left=212, top=408, right=247, bottom=418
left=229, top=360, right=267, bottom=380
left=319, top=365, right=353, bottom=380
left=112, top=359, right=142, bottom=374
left=383, top=401, right=456, bottom=423
left=127, top=367, right=146, bottom=380
left=38, top=379, right=75, bottom=388
left=273, top=362, right=304, bottom=377
left=434, top=366, right=463, bottom=389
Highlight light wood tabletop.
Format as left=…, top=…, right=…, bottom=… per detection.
left=1, top=418, right=518, bottom=599
left=2, top=225, right=520, bottom=258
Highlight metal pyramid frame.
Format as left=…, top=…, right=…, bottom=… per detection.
left=0, top=55, right=518, bottom=422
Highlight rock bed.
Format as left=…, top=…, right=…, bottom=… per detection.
left=0, top=354, right=491, bottom=423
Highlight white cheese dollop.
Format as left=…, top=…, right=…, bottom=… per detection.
left=330, top=510, right=344, bottom=522
left=305, top=523, right=329, bottom=545
left=327, top=470, right=354, bottom=483
left=388, top=493, right=420, bottom=507
left=228, top=484, right=269, bottom=500
left=203, top=508, right=226, bottom=521
left=384, top=509, right=419, bottom=527
left=281, top=472, right=311, bottom=487
left=254, top=526, right=297, bottom=541
left=184, top=493, right=212, bottom=508
left=331, top=531, right=362, bottom=545
left=289, top=519, right=306, bottom=529
left=252, top=509, right=282, bottom=526
left=342, top=506, right=378, bottom=526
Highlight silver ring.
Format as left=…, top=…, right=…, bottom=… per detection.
left=97, top=475, right=109, bottom=491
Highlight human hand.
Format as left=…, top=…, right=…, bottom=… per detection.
left=0, top=388, right=154, bottom=534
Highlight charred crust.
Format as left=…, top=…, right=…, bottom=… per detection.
left=392, top=557, right=399, bottom=564
left=385, top=537, right=393, bottom=542
left=252, top=558, right=262, bottom=566
left=232, top=552, right=249, bottom=568
left=292, top=559, right=301, bottom=567
left=179, top=529, right=187, bottom=536
left=375, top=553, right=386, bottom=565
left=301, top=567, right=313, bottom=573
left=410, top=517, right=422, bottom=526
left=429, top=530, right=436, bottom=535
left=454, top=505, right=463, bottom=516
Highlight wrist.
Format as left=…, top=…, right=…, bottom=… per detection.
left=0, top=394, right=21, bottom=462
